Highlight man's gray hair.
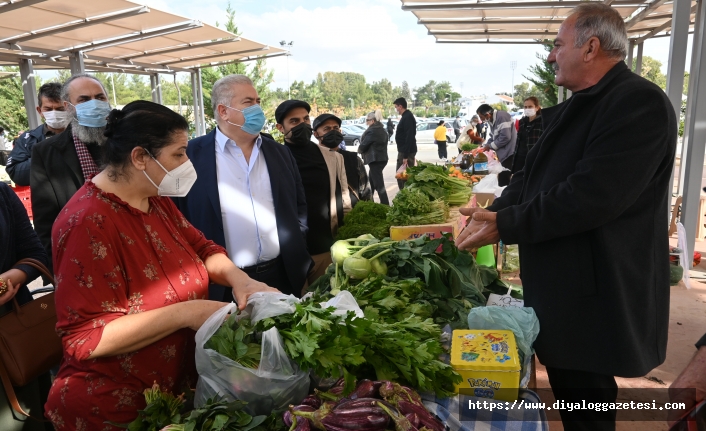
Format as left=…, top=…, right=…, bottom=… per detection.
left=60, top=73, right=108, bottom=102
left=211, top=74, right=254, bottom=113
left=570, top=3, right=628, bottom=60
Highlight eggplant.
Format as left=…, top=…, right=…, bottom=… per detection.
left=349, top=379, right=376, bottom=400
left=293, top=417, right=312, bottom=431
left=292, top=400, right=389, bottom=431
left=285, top=405, right=316, bottom=427
left=375, top=400, right=418, bottom=431
left=397, top=399, right=444, bottom=431
left=405, top=413, right=421, bottom=428
left=301, top=395, right=322, bottom=409
left=334, top=398, right=382, bottom=410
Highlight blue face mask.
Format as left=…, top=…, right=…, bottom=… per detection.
left=224, top=104, right=266, bottom=135
left=72, top=99, right=111, bottom=128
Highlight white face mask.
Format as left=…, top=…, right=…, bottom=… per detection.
left=143, top=154, right=197, bottom=197
left=524, top=108, right=537, bottom=117
left=42, top=110, right=71, bottom=129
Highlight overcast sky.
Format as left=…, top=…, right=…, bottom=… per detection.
left=123, top=0, right=690, bottom=98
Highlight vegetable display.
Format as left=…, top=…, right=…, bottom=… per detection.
left=115, top=383, right=280, bottom=431
left=404, top=163, right=473, bottom=206
left=312, top=235, right=493, bottom=328
left=336, top=201, right=391, bottom=241
left=287, top=378, right=445, bottom=431
left=387, top=188, right=448, bottom=227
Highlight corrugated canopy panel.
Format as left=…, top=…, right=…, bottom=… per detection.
left=404, top=0, right=693, bottom=43
left=0, top=0, right=282, bottom=72
left=167, top=47, right=283, bottom=69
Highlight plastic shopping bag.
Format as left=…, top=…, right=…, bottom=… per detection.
left=194, top=301, right=310, bottom=416
left=395, top=161, right=408, bottom=179
left=467, top=306, right=540, bottom=387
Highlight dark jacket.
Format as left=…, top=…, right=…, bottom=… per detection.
left=511, top=114, right=543, bottom=174
left=359, top=121, right=389, bottom=165
left=386, top=119, right=394, bottom=136
left=489, top=62, right=677, bottom=377
left=174, top=130, right=312, bottom=299
left=0, top=182, right=49, bottom=314
left=6, top=124, right=56, bottom=186
left=395, top=110, right=417, bottom=155
left=30, top=125, right=87, bottom=272
left=339, top=150, right=371, bottom=207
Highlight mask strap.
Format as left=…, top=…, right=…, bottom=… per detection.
left=223, top=105, right=245, bottom=129
left=143, top=170, right=161, bottom=191
left=142, top=148, right=169, bottom=190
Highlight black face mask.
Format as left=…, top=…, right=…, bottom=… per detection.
left=321, top=130, right=343, bottom=148
left=319, top=130, right=344, bottom=149
left=286, top=122, right=313, bottom=145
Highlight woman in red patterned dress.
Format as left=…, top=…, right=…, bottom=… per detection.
left=44, top=101, right=278, bottom=430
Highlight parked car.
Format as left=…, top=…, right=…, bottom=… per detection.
left=341, top=125, right=363, bottom=147
left=415, top=121, right=455, bottom=144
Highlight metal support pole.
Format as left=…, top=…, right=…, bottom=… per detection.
left=566, top=89, right=572, bottom=99
left=627, top=40, right=635, bottom=69
left=679, top=0, right=703, bottom=194
left=557, top=85, right=564, bottom=103
left=69, top=52, right=85, bottom=75
left=190, top=71, right=202, bottom=136
left=635, top=42, right=644, bottom=75
left=19, top=59, right=40, bottom=130
left=196, top=68, right=206, bottom=135
left=150, top=73, right=162, bottom=104
left=665, top=0, right=692, bottom=200
left=679, top=0, right=706, bottom=266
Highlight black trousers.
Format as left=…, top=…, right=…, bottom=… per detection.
left=368, top=161, right=389, bottom=205
left=396, top=151, right=416, bottom=190
left=435, top=140, right=447, bottom=159
left=545, top=366, right=618, bottom=431
left=221, top=256, right=295, bottom=302
left=497, top=155, right=515, bottom=187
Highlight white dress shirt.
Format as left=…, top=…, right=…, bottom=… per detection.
left=215, top=128, right=280, bottom=268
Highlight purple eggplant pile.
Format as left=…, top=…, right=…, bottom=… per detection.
left=284, top=379, right=445, bottom=431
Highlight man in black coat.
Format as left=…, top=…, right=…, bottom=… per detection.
left=393, top=97, right=416, bottom=189
left=175, top=76, right=311, bottom=300
left=456, top=4, right=676, bottom=429
left=6, top=82, right=69, bottom=185
left=31, top=75, right=110, bottom=271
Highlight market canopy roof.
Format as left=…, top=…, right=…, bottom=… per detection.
left=401, top=0, right=697, bottom=44
left=0, top=0, right=286, bottom=74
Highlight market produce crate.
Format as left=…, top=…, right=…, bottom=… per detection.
left=11, top=185, right=32, bottom=220
left=389, top=222, right=459, bottom=241
left=451, top=329, right=521, bottom=402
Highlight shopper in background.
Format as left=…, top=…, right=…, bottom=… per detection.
left=511, top=97, right=543, bottom=175
left=476, top=103, right=517, bottom=187
left=30, top=75, right=110, bottom=272
left=280, top=110, right=351, bottom=286
left=359, top=110, right=390, bottom=205
left=7, top=82, right=69, bottom=186
left=0, top=183, right=51, bottom=431
left=386, top=117, right=395, bottom=143
left=320, top=118, right=370, bottom=208
left=457, top=4, right=676, bottom=429
left=453, top=116, right=461, bottom=143
left=457, top=115, right=484, bottom=154
left=434, top=120, right=448, bottom=161
left=393, top=97, right=417, bottom=189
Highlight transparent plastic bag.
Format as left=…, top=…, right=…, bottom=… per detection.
left=395, top=161, right=408, bottom=179
left=194, top=302, right=310, bottom=415
left=319, top=290, right=364, bottom=318
left=246, top=292, right=300, bottom=323
left=467, top=306, right=540, bottom=386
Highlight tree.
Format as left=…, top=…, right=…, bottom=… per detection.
left=684, top=72, right=690, bottom=95
left=423, top=99, right=433, bottom=115
left=633, top=56, right=666, bottom=89
left=399, top=81, right=412, bottom=101
left=0, top=67, right=28, bottom=135
left=525, top=40, right=557, bottom=107
left=513, top=82, right=531, bottom=106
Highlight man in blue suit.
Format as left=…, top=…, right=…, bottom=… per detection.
left=175, top=75, right=312, bottom=301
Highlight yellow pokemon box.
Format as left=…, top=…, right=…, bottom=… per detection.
left=450, top=330, right=521, bottom=402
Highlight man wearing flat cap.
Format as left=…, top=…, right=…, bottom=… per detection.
left=275, top=102, right=351, bottom=286
left=175, top=75, right=312, bottom=299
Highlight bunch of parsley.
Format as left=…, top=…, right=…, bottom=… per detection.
left=387, top=188, right=448, bottom=226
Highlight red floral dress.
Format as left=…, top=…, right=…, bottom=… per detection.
left=45, top=181, right=227, bottom=430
